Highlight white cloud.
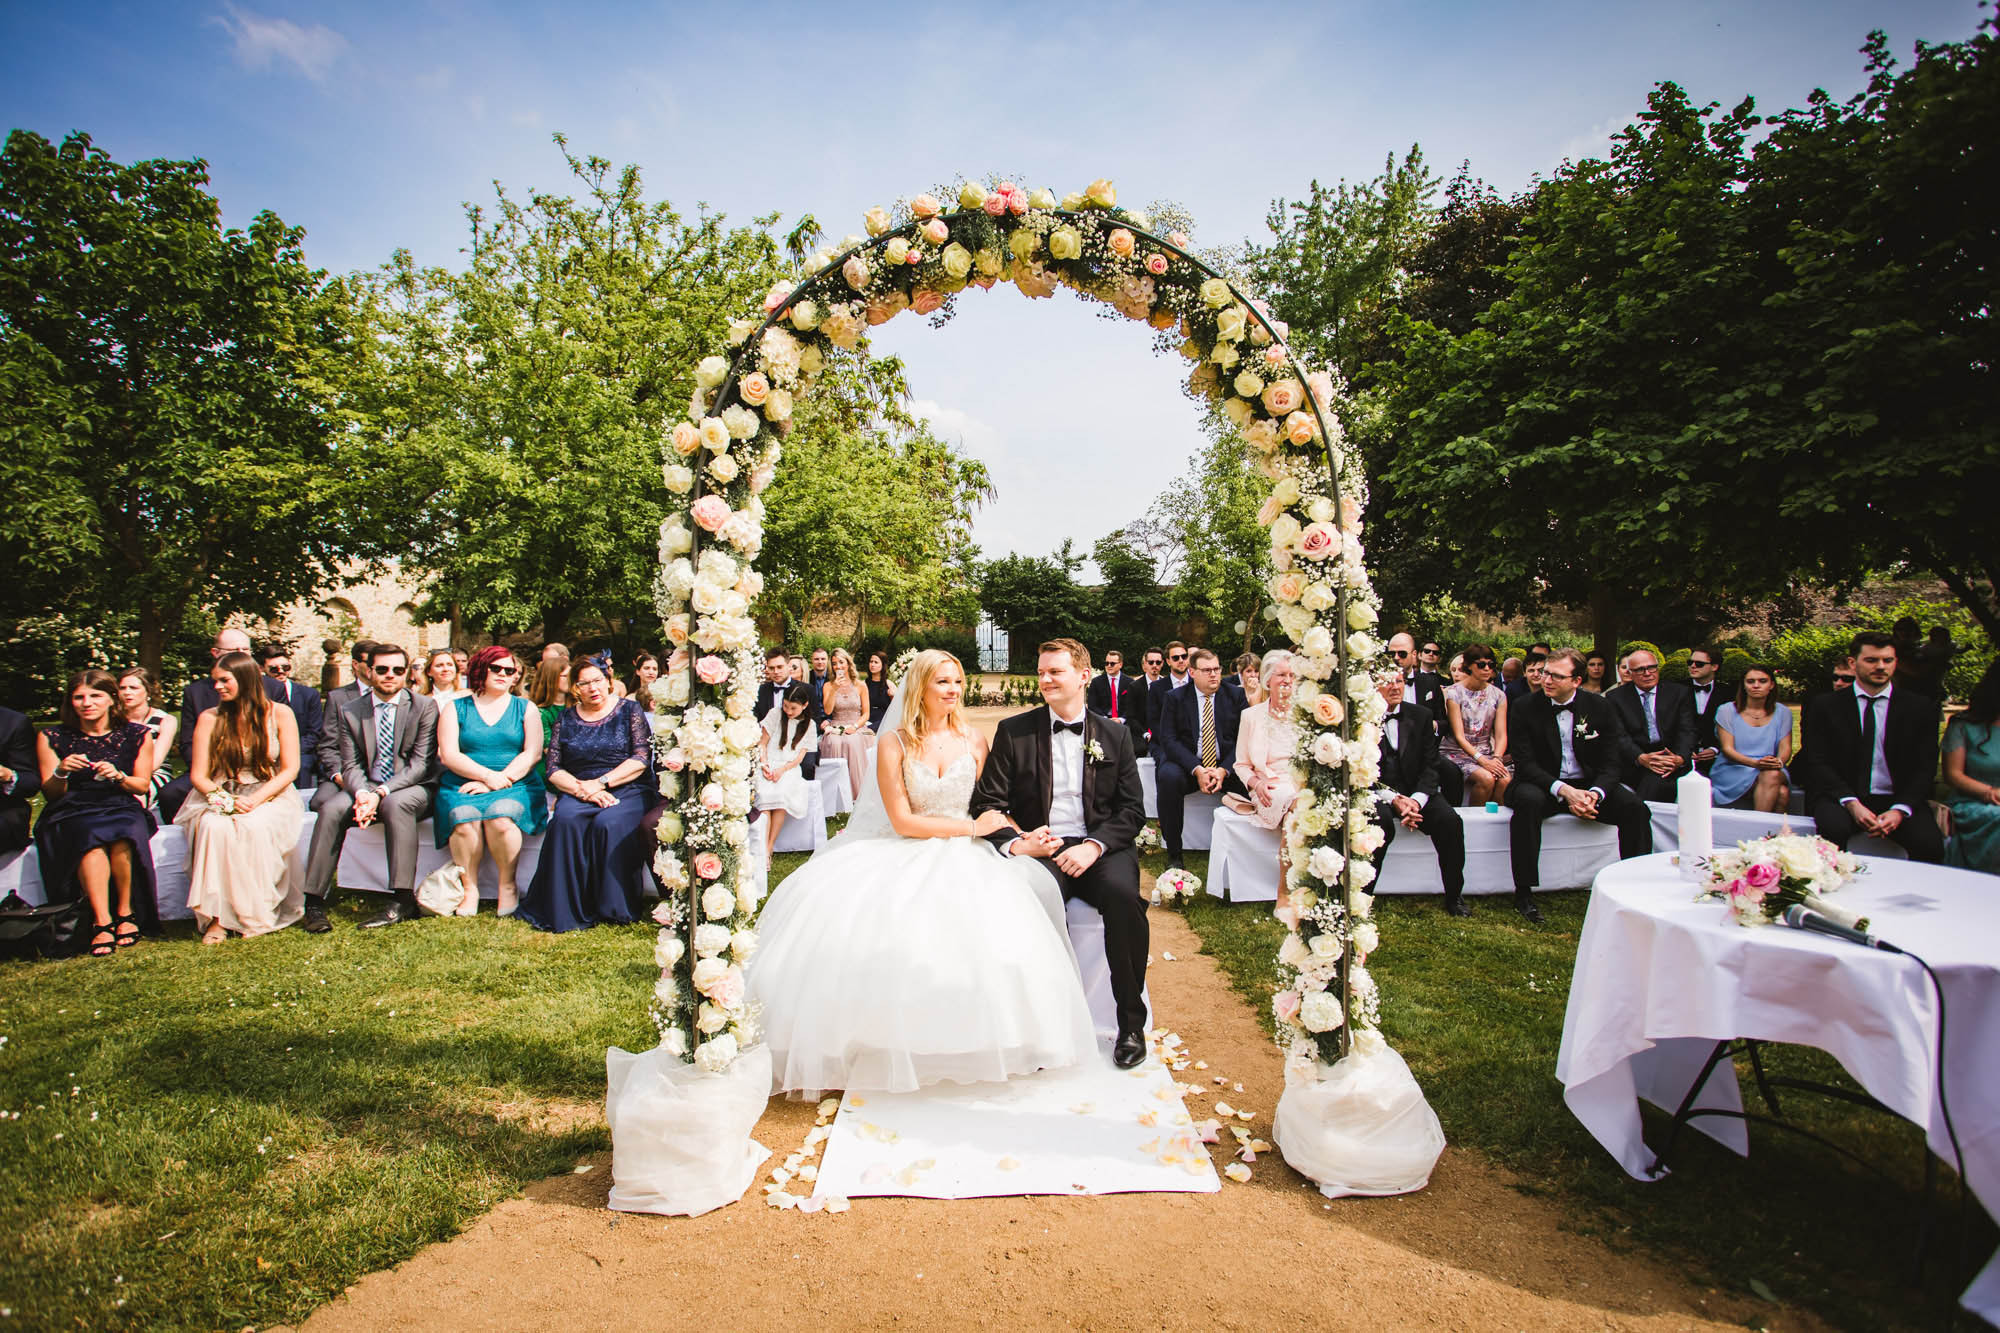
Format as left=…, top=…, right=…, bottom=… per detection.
left=214, top=5, right=348, bottom=81
left=1549, top=114, right=1629, bottom=173
left=909, top=398, right=1002, bottom=458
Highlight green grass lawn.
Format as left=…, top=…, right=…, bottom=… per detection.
left=1168, top=852, right=1995, bottom=1333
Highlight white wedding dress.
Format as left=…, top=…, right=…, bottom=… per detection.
left=746, top=745, right=1100, bottom=1096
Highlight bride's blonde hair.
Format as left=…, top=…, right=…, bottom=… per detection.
left=897, top=649, right=968, bottom=756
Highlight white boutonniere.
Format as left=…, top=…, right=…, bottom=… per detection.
left=1086, top=738, right=1106, bottom=763
left=1574, top=722, right=1598, bottom=743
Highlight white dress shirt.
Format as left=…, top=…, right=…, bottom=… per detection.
left=1381, top=709, right=1428, bottom=807
left=1048, top=708, right=1087, bottom=839
left=1852, top=683, right=1908, bottom=815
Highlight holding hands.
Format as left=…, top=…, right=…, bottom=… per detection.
left=1558, top=783, right=1600, bottom=819
left=1192, top=764, right=1227, bottom=795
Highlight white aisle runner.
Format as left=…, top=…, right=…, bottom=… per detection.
left=813, top=1049, right=1221, bottom=1200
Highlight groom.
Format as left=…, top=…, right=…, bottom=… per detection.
left=973, top=638, right=1151, bottom=1069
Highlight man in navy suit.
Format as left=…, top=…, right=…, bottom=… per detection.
left=1146, top=640, right=1193, bottom=751
left=1085, top=650, right=1148, bottom=755
left=157, top=627, right=287, bottom=822
left=1800, top=631, right=1943, bottom=862
left=1506, top=649, right=1652, bottom=922
left=257, top=643, right=323, bottom=788
left=1154, top=647, right=1247, bottom=868
left=0, top=705, right=41, bottom=855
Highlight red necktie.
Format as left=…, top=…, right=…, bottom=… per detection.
left=1109, top=678, right=1119, bottom=720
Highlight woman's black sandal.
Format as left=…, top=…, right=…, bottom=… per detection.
left=113, top=913, right=141, bottom=948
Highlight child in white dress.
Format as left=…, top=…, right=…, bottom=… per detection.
left=758, top=683, right=817, bottom=856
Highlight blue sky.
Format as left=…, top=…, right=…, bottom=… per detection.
left=5, top=0, right=1986, bottom=571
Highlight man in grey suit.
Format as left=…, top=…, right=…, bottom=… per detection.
left=300, top=640, right=376, bottom=932
left=301, top=643, right=439, bottom=930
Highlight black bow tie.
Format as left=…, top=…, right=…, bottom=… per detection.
left=1053, top=719, right=1084, bottom=735
left=1384, top=707, right=1401, bottom=721
left=1551, top=700, right=1575, bottom=714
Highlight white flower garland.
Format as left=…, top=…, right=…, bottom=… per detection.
left=653, top=176, right=1383, bottom=1074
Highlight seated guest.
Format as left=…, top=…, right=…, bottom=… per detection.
left=1140, top=647, right=1165, bottom=688
left=1138, top=646, right=1167, bottom=751
left=1388, top=631, right=1462, bottom=805
left=757, top=682, right=819, bottom=857
left=1085, top=650, right=1146, bottom=753
left=1417, top=639, right=1444, bottom=674
left=541, top=642, right=570, bottom=665
left=34, top=670, right=159, bottom=953
left=1505, top=649, right=1652, bottom=922
left=1800, top=631, right=1943, bottom=862
left=0, top=705, right=40, bottom=854
left=116, top=667, right=176, bottom=809
left=1230, top=649, right=1301, bottom=832
left=1686, top=646, right=1727, bottom=772
left=1710, top=665, right=1793, bottom=812
left=302, top=644, right=441, bottom=930
left=258, top=643, right=323, bottom=789
left=301, top=640, right=377, bottom=932
left=1154, top=648, right=1247, bottom=868
left=1579, top=651, right=1611, bottom=694
left=1942, top=659, right=2000, bottom=873
left=625, top=652, right=661, bottom=711
left=1831, top=656, right=1856, bottom=692
left=517, top=657, right=652, bottom=932
left=1371, top=672, right=1469, bottom=916
left=1441, top=645, right=1512, bottom=807
left=756, top=647, right=792, bottom=721
left=789, top=654, right=809, bottom=685
left=1499, top=656, right=1528, bottom=701
left=157, top=627, right=286, bottom=822
left=453, top=648, right=470, bottom=680
left=176, top=652, right=306, bottom=943
left=1231, top=653, right=1264, bottom=706
left=1522, top=655, right=1546, bottom=695
left=863, top=651, right=897, bottom=731
left=818, top=648, right=873, bottom=799
left=1605, top=647, right=1697, bottom=802
left=1147, top=641, right=1193, bottom=751
left=420, top=648, right=467, bottom=701
left=435, top=646, right=547, bottom=917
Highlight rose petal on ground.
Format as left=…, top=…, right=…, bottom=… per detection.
left=1224, top=1162, right=1253, bottom=1183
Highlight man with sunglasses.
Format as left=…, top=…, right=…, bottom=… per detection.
left=303, top=644, right=441, bottom=930
left=1605, top=647, right=1698, bottom=803
left=1086, top=649, right=1148, bottom=756
left=1146, top=640, right=1194, bottom=751
left=258, top=643, right=324, bottom=791
left=1506, top=649, right=1652, bottom=921
left=1686, top=647, right=1727, bottom=773
left=1387, top=631, right=1463, bottom=805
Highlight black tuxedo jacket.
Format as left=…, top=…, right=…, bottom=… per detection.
left=1085, top=673, right=1146, bottom=731
left=272, top=678, right=324, bottom=785
left=1798, top=686, right=1939, bottom=810
left=754, top=679, right=784, bottom=723
left=1376, top=701, right=1442, bottom=800
left=0, top=705, right=41, bottom=854
left=1402, top=670, right=1446, bottom=733
left=1689, top=679, right=1729, bottom=753
left=971, top=706, right=1145, bottom=857
left=1604, top=681, right=1697, bottom=760
left=1155, top=681, right=1248, bottom=774
left=1509, top=690, right=1626, bottom=795
left=177, top=672, right=286, bottom=763
left=317, top=680, right=365, bottom=784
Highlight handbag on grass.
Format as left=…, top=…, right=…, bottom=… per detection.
left=414, top=863, right=469, bottom=916
left=0, top=890, right=89, bottom=960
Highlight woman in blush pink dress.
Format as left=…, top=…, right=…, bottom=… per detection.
left=1229, top=649, right=1301, bottom=831
left=817, top=648, right=873, bottom=799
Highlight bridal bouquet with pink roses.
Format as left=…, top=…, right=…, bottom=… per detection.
left=1701, top=831, right=1867, bottom=929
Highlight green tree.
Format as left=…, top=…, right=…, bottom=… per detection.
left=1089, top=529, right=1164, bottom=644
left=980, top=543, right=1090, bottom=663
left=0, top=130, right=354, bottom=671
left=1149, top=426, right=1270, bottom=655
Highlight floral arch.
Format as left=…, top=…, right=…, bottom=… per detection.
left=648, top=177, right=1395, bottom=1103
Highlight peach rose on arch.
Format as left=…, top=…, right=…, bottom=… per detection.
left=694, top=655, right=731, bottom=686
left=690, top=495, right=732, bottom=533
left=692, top=851, right=724, bottom=881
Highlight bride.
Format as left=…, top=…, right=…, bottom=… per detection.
left=746, top=649, right=1099, bottom=1095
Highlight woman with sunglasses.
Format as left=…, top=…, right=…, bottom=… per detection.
left=1440, top=643, right=1513, bottom=806
left=434, top=647, right=548, bottom=916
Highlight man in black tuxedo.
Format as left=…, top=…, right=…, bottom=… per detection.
left=1085, top=650, right=1148, bottom=756
left=753, top=647, right=791, bottom=722
left=1604, top=647, right=1698, bottom=802
left=157, top=627, right=288, bottom=821
left=1146, top=640, right=1193, bottom=747
left=971, top=638, right=1149, bottom=1068
left=1154, top=647, right=1247, bottom=868
left=0, top=705, right=40, bottom=855
left=1506, top=649, right=1652, bottom=922
left=302, top=644, right=441, bottom=929
left=257, top=643, right=323, bottom=788
left=1370, top=675, right=1468, bottom=916
left=1800, top=631, right=1943, bottom=862
left=1387, top=630, right=1463, bottom=806
left=1686, top=647, right=1728, bottom=773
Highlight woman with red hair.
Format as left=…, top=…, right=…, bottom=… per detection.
left=433, top=646, right=548, bottom=915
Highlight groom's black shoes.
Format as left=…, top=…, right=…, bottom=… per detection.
left=1112, top=1030, right=1146, bottom=1069
left=1165, top=853, right=1185, bottom=871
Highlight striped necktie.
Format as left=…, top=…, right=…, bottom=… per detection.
left=373, top=698, right=396, bottom=785
left=1199, top=692, right=1219, bottom=767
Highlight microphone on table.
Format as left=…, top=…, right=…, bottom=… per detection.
left=1779, top=903, right=1902, bottom=954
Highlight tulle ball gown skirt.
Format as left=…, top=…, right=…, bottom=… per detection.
left=746, top=834, right=1099, bottom=1096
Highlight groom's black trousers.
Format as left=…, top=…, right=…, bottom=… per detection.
left=1033, top=839, right=1149, bottom=1037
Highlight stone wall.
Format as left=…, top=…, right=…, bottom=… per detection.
left=249, top=562, right=452, bottom=688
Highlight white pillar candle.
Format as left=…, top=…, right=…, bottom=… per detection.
left=1677, top=768, right=1713, bottom=881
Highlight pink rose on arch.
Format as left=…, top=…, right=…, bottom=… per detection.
left=1743, top=861, right=1780, bottom=889
left=998, top=182, right=1028, bottom=215
left=982, top=190, right=1008, bottom=217
left=905, top=247, right=923, bottom=265
left=1169, top=230, right=1190, bottom=248
left=1145, top=253, right=1169, bottom=276
left=1297, top=521, right=1338, bottom=561
left=921, top=217, right=949, bottom=245
left=1255, top=494, right=1286, bottom=528
left=699, top=783, right=725, bottom=811
left=738, top=372, right=770, bottom=407
left=692, top=851, right=723, bottom=881
left=1273, top=990, right=1302, bottom=1024
left=666, top=649, right=689, bottom=675
left=911, top=289, right=945, bottom=315
left=1263, top=380, right=1303, bottom=416
left=910, top=193, right=941, bottom=219
left=694, top=655, right=730, bottom=686
left=662, top=748, right=687, bottom=773
left=703, top=967, right=745, bottom=1009
left=690, top=495, right=732, bottom=533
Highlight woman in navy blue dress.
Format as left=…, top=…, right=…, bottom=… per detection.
left=516, top=658, right=653, bottom=932
left=35, top=669, right=160, bottom=955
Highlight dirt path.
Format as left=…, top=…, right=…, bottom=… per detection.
left=283, top=896, right=1801, bottom=1332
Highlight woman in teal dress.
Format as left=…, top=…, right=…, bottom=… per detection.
left=1942, top=661, right=2000, bottom=875
left=434, top=647, right=548, bottom=915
